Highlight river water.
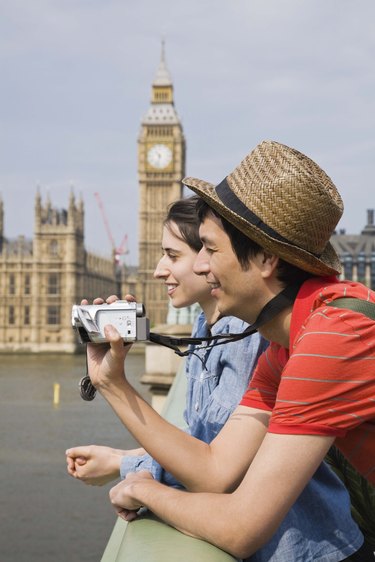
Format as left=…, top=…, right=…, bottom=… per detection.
left=0, top=350, right=150, bottom=562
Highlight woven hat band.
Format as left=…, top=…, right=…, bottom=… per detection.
left=215, top=177, right=321, bottom=258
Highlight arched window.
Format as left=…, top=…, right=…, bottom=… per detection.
left=8, top=306, right=15, bottom=324
left=47, top=306, right=60, bottom=325
left=48, top=274, right=59, bottom=295
left=370, top=252, right=375, bottom=290
left=24, top=306, right=30, bottom=325
left=342, top=253, right=353, bottom=280
left=49, top=240, right=59, bottom=256
left=9, top=274, right=16, bottom=295
left=24, top=274, right=31, bottom=295
left=357, top=252, right=366, bottom=284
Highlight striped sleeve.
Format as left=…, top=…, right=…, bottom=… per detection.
left=269, top=306, right=375, bottom=436
left=240, top=343, right=287, bottom=411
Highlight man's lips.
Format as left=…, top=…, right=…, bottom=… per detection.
left=208, top=282, right=220, bottom=296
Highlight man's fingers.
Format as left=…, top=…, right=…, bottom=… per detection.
left=104, top=325, right=126, bottom=352
left=124, top=510, right=139, bottom=522
left=123, top=294, right=136, bottom=302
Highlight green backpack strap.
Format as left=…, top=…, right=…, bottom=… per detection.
left=326, top=448, right=375, bottom=548
left=326, top=297, right=375, bottom=320
left=325, top=296, right=375, bottom=547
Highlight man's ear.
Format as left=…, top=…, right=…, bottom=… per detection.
left=260, top=252, right=279, bottom=278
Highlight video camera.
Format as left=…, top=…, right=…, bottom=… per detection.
left=71, top=301, right=150, bottom=344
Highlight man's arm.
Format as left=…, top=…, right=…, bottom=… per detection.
left=110, top=431, right=335, bottom=559
left=87, top=325, right=270, bottom=492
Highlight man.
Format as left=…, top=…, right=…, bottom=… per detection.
left=89, top=141, right=374, bottom=559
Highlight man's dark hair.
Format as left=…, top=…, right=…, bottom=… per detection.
left=196, top=198, right=312, bottom=286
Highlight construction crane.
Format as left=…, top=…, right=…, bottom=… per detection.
left=94, top=192, right=129, bottom=266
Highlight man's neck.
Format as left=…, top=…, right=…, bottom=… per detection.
left=259, top=306, right=292, bottom=349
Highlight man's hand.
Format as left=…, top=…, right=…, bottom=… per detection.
left=109, top=470, right=155, bottom=521
left=81, top=295, right=134, bottom=392
left=66, top=444, right=125, bottom=486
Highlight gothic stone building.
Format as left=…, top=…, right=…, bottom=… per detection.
left=0, top=46, right=187, bottom=353
left=0, top=192, right=117, bottom=353
left=331, top=209, right=375, bottom=289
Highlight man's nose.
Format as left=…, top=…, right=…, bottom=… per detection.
left=193, top=249, right=209, bottom=276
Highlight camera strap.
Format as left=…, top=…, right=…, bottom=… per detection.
left=79, top=284, right=300, bottom=401
left=148, top=283, right=301, bottom=356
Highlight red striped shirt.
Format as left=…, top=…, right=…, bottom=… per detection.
left=240, top=277, right=375, bottom=483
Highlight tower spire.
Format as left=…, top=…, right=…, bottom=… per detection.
left=0, top=193, right=3, bottom=244
left=34, top=186, right=42, bottom=229
left=153, top=38, right=172, bottom=88
left=145, top=39, right=178, bottom=117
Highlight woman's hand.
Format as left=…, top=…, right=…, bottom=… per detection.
left=66, top=444, right=123, bottom=486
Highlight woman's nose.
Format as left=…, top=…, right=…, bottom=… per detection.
left=153, top=259, right=170, bottom=279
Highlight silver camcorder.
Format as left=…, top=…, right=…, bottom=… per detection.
left=71, top=301, right=150, bottom=344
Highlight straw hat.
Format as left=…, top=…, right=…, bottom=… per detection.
left=183, top=140, right=343, bottom=276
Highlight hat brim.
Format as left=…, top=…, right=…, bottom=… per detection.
left=184, top=176, right=342, bottom=277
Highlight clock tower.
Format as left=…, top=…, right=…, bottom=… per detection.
left=137, top=43, right=186, bottom=325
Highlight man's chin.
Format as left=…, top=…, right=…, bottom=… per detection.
left=218, top=302, right=246, bottom=322
left=217, top=302, right=232, bottom=317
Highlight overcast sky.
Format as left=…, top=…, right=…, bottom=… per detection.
left=1, top=0, right=374, bottom=265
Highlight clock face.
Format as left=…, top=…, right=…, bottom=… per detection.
left=147, top=144, right=172, bottom=169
